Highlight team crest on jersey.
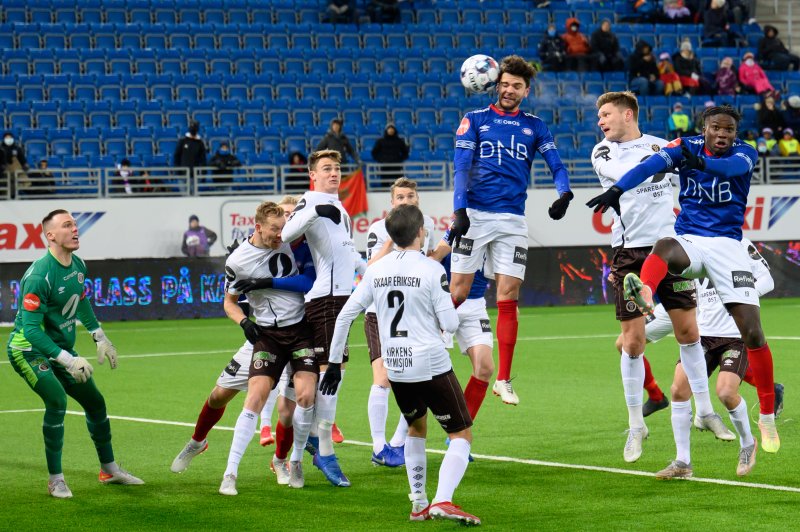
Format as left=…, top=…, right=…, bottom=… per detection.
left=77, top=273, right=84, bottom=283
left=453, top=237, right=473, bottom=256
left=626, top=301, right=638, bottom=313
left=522, top=127, right=533, bottom=136
left=440, top=273, right=450, bottom=293
left=594, top=145, right=611, bottom=161
left=651, top=145, right=661, bottom=152
left=23, top=293, right=40, bottom=311
left=457, top=117, right=470, bottom=136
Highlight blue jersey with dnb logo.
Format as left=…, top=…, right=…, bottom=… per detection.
left=453, top=104, right=571, bottom=215
left=616, top=136, right=758, bottom=240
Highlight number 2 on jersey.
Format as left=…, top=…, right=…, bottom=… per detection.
left=387, top=290, right=407, bottom=338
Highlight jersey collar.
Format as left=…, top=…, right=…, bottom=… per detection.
left=490, top=103, right=520, bottom=117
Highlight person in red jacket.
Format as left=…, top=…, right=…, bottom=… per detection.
left=561, top=18, right=598, bottom=72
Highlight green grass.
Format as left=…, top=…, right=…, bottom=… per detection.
left=2, top=300, right=799, bottom=530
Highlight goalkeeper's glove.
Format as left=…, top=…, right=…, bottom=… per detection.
left=55, top=351, right=94, bottom=384
left=681, top=143, right=705, bottom=171
left=319, top=362, right=342, bottom=396
left=447, top=208, right=470, bottom=249
left=233, top=277, right=273, bottom=293
left=239, top=318, right=263, bottom=345
left=92, top=328, right=118, bottom=369
left=548, top=191, right=574, bottom=220
left=315, top=204, right=341, bottom=225
left=586, top=185, right=624, bottom=215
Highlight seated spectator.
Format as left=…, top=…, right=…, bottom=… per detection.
left=590, top=19, right=625, bottom=72
left=757, top=128, right=778, bottom=157
left=371, top=123, right=409, bottom=182
left=367, top=0, right=399, bottom=23
left=209, top=142, right=242, bottom=186
left=1, top=132, right=29, bottom=198
left=782, top=95, right=800, bottom=132
left=778, top=128, right=800, bottom=156
left=714, top=57, right=740, bottom=96
left=693, top=100, right=716, bottom=134
left=25, top=159, right=55, bottom=196
left=113, top=158, right=154, bottom=194
left=657, top=52, right=683, bottom=95
left=285, top=151, right=309, bottom=192
left=673, top=40, right=709, bottom=95
left=663, top=0, right=692, bottom=21
left=668, top=102, right=693, bottom=138
left=738, top=52, right=777, bottom=98
left=757, top=95, right=785, bottom=135
left=326, top=0, right=356, bottom=23
left=629, top=40, right=664, bottom=95
left=538, top=24, right=568, bottom=72
left=742, top=129, right=757, bottom=149
left=182, top=215, right=217, bottom=257
left=758, top=25, right=800, bottom=71
left=561, top=18, right=597, bottom=72
left=703, top=0, right=745, bottom=48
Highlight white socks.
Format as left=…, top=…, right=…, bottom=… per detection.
left=224, top=408, right=257, bottom=477
left=390, top=415, right=409, bottom=448
left=368, top=385, right=390, bottom=453
left=620, top=352, right=645, bottom=429
left=290, top=405, right=315, bottom=462
left=260, top=388, right=278, bottom=430
left=315, top=370, right=340, bottom=457
left=671, top=400, right=692, bottom=465
left=433, top=437, right=471, bottom=505
left=728, top=398, right=755, bottom=448
left=405, top=436, right=427, bottom=504
left=679, top=341, right=713, bottom=417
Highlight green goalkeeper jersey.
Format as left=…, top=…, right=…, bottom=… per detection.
left=8, top=249, right=100, bottom=358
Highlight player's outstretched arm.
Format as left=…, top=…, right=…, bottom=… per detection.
left=282, top=199, right=323, bottom=242
left=429, top=237, right=452, bottom=262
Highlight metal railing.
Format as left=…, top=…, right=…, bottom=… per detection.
left=4, top=158, right=800, bottom=199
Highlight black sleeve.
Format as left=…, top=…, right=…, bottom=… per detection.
left=17, top=145, right=27, bottom=167
left=204, top=227, right=217, bottom=247
left=173, top=141, right=183, bottom=166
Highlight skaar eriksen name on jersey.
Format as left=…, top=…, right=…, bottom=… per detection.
left=373, top=276, right=421, bottom=288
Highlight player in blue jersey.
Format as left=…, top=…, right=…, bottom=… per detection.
left=587, top=105, right=781, bottom=454
left=449, top=55, right=573, bottom=405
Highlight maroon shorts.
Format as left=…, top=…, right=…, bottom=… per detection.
left=701, top=336, right=748, bottom=379
left=250, top=319, right=317, bottom=384
left=390, top=370, right=473, bottom=434
left=305, top=295, right=350, bottom=365
left=611, top=246, right=696, bottom=321
left=365, top=312, right=382, bottom=364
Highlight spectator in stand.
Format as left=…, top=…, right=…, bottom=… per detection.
left=590, top=19, right=625, bottom=72
left=672, top=40, right=708, bottom=95
left=315, top=118, right=359, bottom=165
left=757, top=95, right=785, bottom=135
left=782, top=95, right=800, bottom=133
left=629, top=41, right=664, bottom=95
left=758, top=25, right=800, bottom=71
left=657, top=52, right=683, bottom=95
left=25, top=159, right=55, bottom=196
left=367, top=0, right=400, bottom=23
left=778, top=128, right=800, bottom=156
left=663, top=0, right=692, bottom=21
left=538, top=24, right=568, bottom=72
left=209, top=142, right=242, bottom=187
left=742, top=129, right=757, bottom=149
left=181, top=215, right=217, bottom=257
left=326, top=0, right=356, bottom=23
left=667, top=102, right=693, bottom=138
left=703, top=0, right=745, bottom=47
left=113, top=159, right=154, bottom=195
left=174, top=121, right=207, bottom=179
left=561, top=18, right=596, bottom=72
left=285, top=151, right=309, bottom=192
left=757, top=128, right=778, bottom=157
left=371, top=123, right=409, bottom=183
left=714, top=56, right=740, bottom=96
left=693, top=99, right=716, bottom=134
left=738, top=52, right=777, bottom=98
left=1, top=132, right=29, bottom=198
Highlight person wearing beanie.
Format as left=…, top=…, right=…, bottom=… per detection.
left=672, top=40, right=706, bottom=95
left=658, top=52, right=682, bottom=95
left=778, top=128, right=800, bottom=156
left=174, top=120, right=207, bottom=180
left=668, top=102, right=692, bottom=138
left=714, top=57, right=740, bottom=96
left=182, top=214, right=217, bottom=257
left=738, top=52, right=777, bottom=97
left=757, top=128, right=777, bottom=157
left=758, top=25, right=800, bottom=71
left=371, top=123, right=409, bottom=183
left=315, top=118, right=359, bottom=165
left=561, top=17, right=597, bottom=72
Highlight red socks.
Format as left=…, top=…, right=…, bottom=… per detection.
left=496, top=300, right=519, bottom=382
left=463, top=376, right=489, bottom=420
left=743, top=365, right=757, bottom=387
left=640, top=254, right=669, bottom=294
left=747, top=343, right=775, bottom=415
left=192, top=400, right=226, bottom=442
left=274, top=421, right=294, bottom=460
left=642, top=356, right=665, bottom=402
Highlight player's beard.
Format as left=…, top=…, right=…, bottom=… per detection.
left=496, top=93, right=521, bottom=112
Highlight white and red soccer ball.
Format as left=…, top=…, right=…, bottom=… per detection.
left=459, top=54, right=500, bottom=94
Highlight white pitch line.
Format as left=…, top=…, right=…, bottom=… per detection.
left=1, top=408, right=799, bottom=494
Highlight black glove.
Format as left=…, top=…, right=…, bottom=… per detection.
left=681, top=143, right=705, bottom=171
left=233, top=277, right=273, bottom=293
left=319, top=362, right=342, bottom=395
left=239, top=317, right=263, bottom=344
left=586, top=185, right=624, bottom=215
left=315, top=204, right=341, bottom=225
left=447, top=208, right=470, bottom=248
left=548, top=191, right=574, bottom=220
left=226, top=239, right=240, bottom=257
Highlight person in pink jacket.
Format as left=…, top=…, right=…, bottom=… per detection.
left=738, top=51, right=777, bottom=98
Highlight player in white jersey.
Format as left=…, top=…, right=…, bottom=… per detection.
left=364, top=177, right=436, bottom=467
left=646, top=238, right=775, bottom=478
left=217, top=201, right=318, bottom=495
left=591, top=91, right=728, bottom=463
left=281, top=149, right=367, bottom=488
left=322, top=204, right=480, bottom=525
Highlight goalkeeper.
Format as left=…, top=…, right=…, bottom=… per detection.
left=6, top=209, right=143, bottom=499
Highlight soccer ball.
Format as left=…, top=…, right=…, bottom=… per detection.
left=460, top=54, right=500, bottom=94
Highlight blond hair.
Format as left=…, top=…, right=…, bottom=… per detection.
left=596, top=91, right=640, bottom=122
left=390, top=177, right=418, bottom=198
left=308, top=149, right=342, bottom=171
left=255, top=201, right=284, bottom=225
left=278, top=194, right=299, bottom=206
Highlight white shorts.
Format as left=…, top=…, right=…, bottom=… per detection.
left=450, top=209, right=528, bottom=280
left=277, top=366, right=296, bottom=403
left=216, top=341, right=253, bottom=391
left=454, top=297, right=494, bottom=355
left=674, top=234, right=760, bottom=306
left=645, top=304, right=674, bottom=344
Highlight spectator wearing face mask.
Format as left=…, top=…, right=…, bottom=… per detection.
left=1, top=132, right=29, bottom=198
left=538, top=24, right=567, bottom=72
left=561, top=18, right=598, bottom=72
left=174, top=121, right=207, bottom=179
left=209, top=142, right=242, bottom=187
left=757, top=128, right=778, bottom=157
left=738, top=52, right=777, bottom=98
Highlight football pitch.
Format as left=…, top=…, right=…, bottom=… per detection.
left=2, top=300, right=798, bottom=530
